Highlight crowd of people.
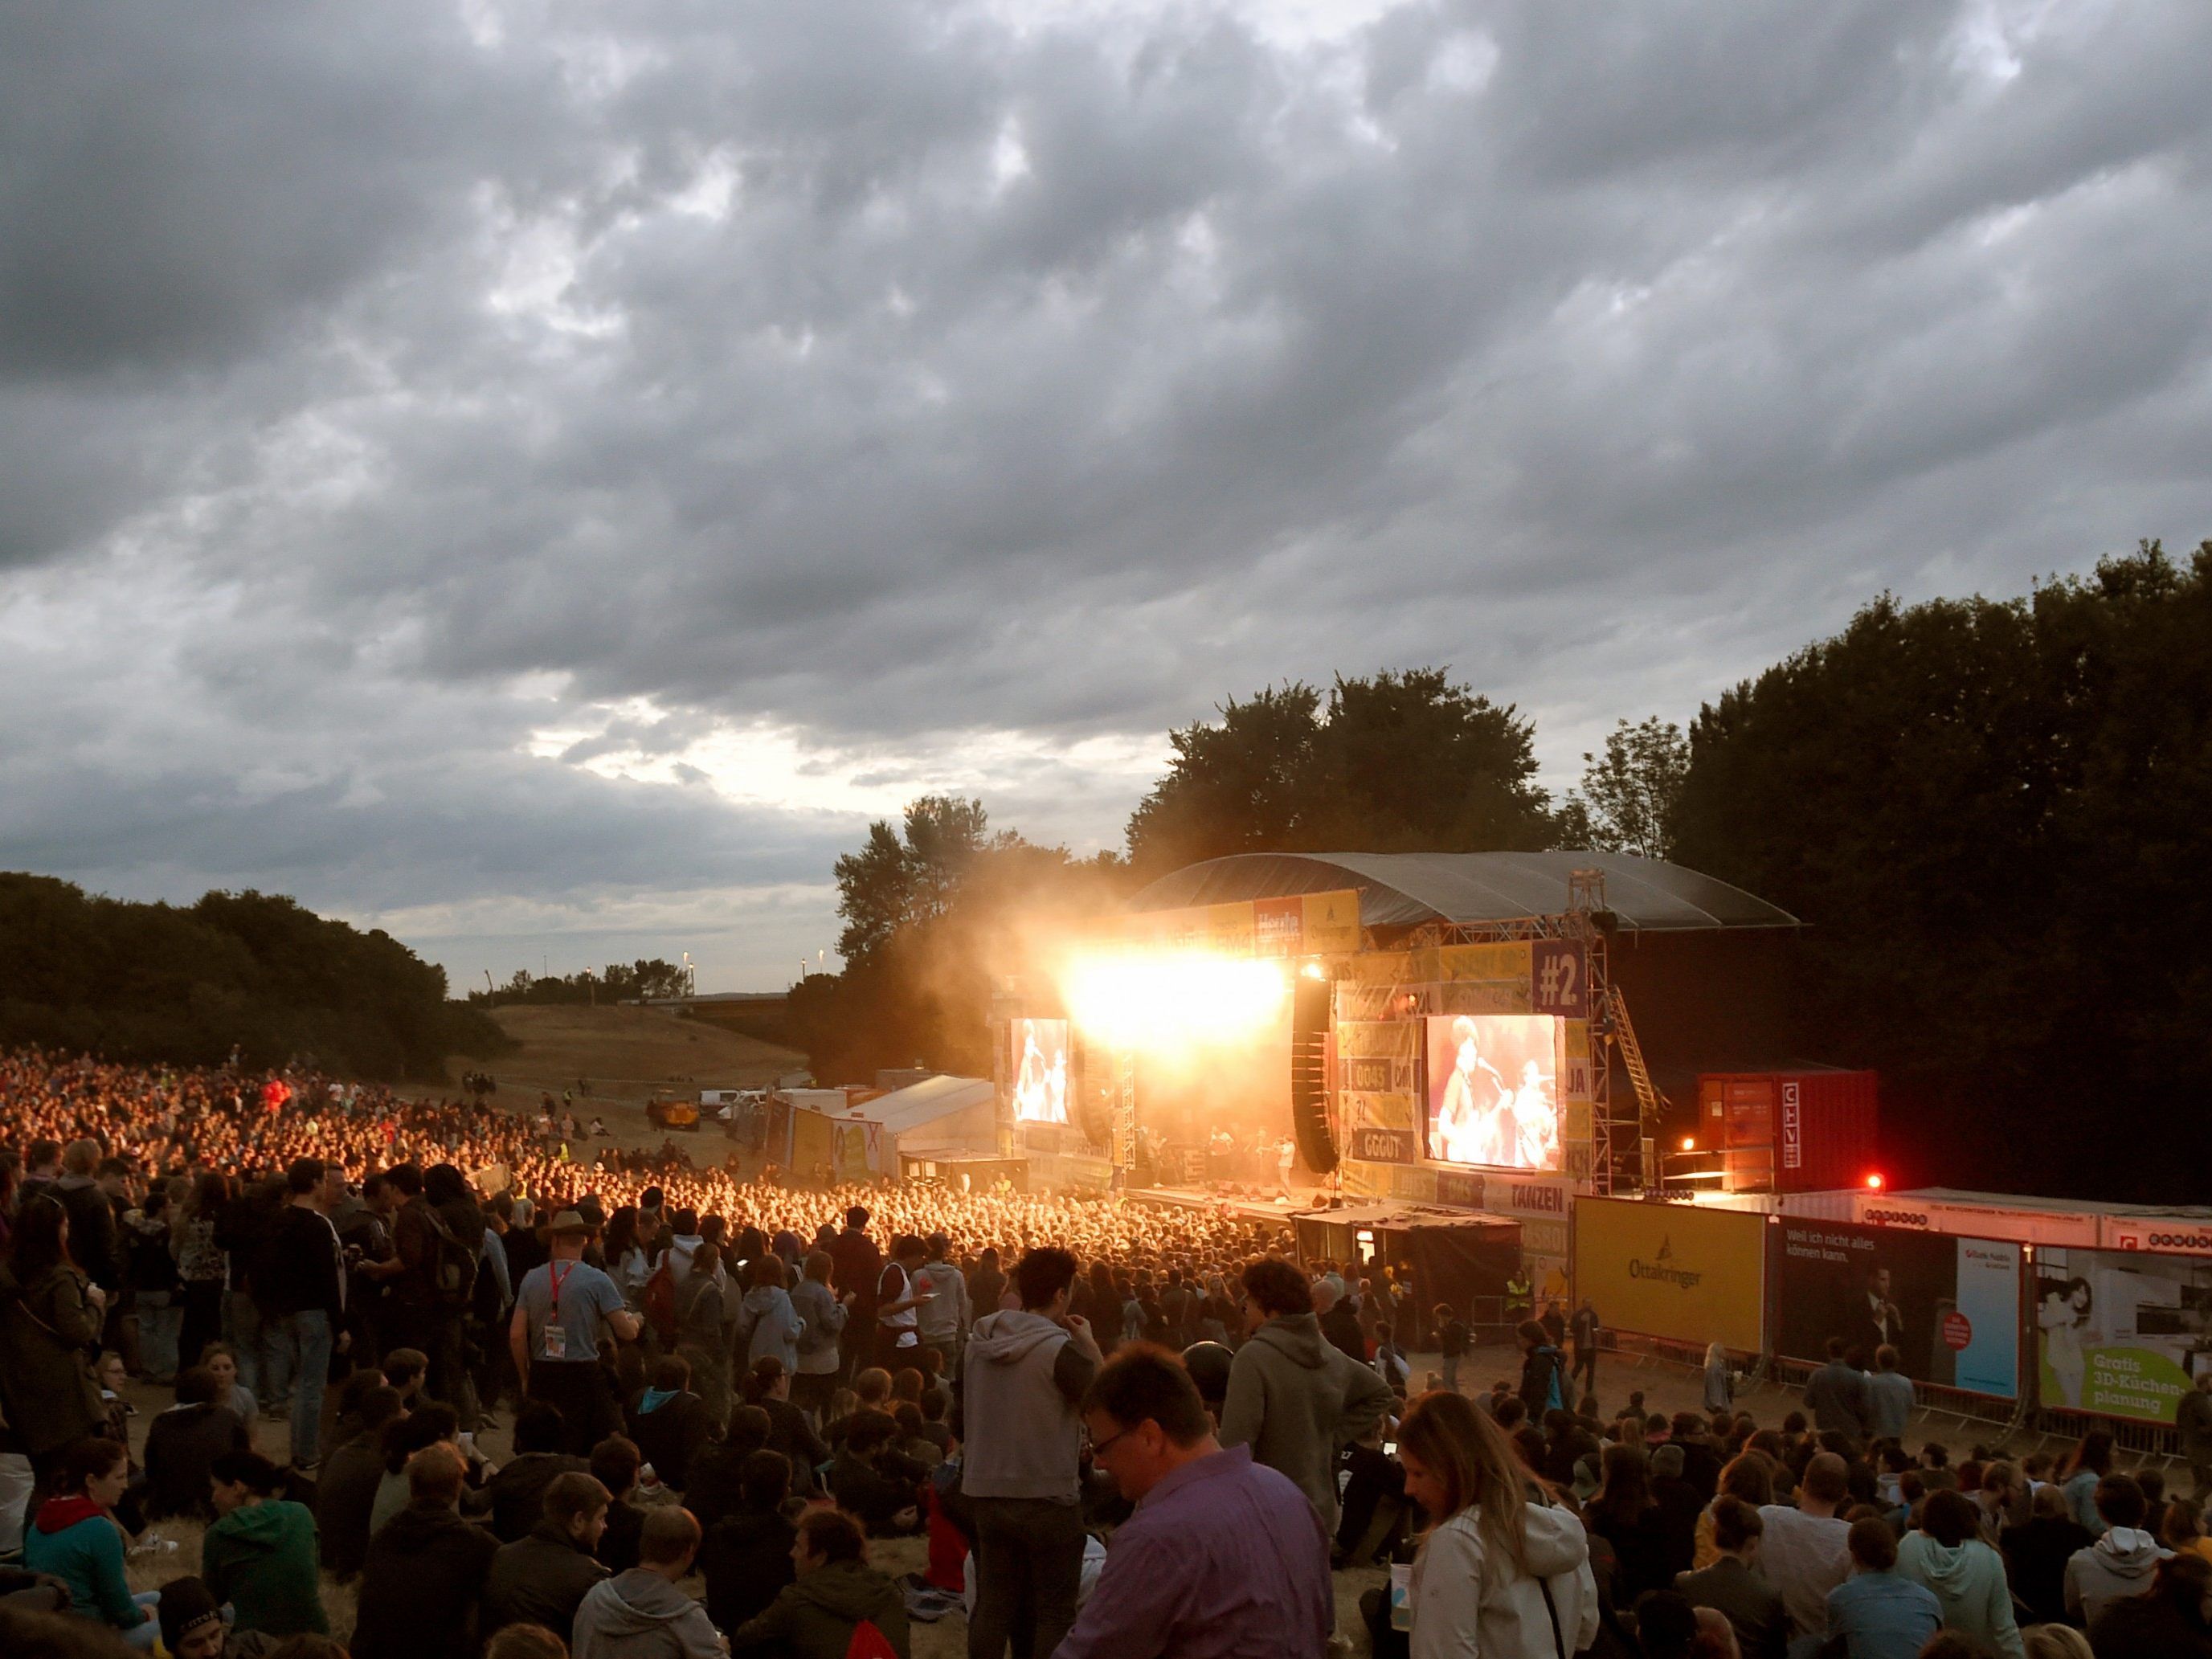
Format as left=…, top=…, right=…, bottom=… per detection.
left=1, top=1046, right=2206, bottom=1659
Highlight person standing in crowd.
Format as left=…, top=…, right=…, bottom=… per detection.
left=483, top=1470, right=612, bottom=1649
left=509, top=1210, right=640, bottom=1457
left=173, top=1172, right=233, bottom=1383
left=1703, top=1342, right=1736, bottom=1414
left=1570, top=1297, right=1602, bottom=1397
left=0, top=1199, right=108, bottom=1498
left=1760, top=1450, right=1854, bottom=1644
left=1515, top=1318, right=1567, bottom=1420
left=2180, top=1373, right=2212, bottom=1501
left=967, top=1246, right=1006, bottom=1319
left=2065, top=1473, right=2172, bottom=1626
left=1805, top=1338, right=1874, bottom=1439
left=2062, top=1432, right=2116, bottom=1535
left=1058, top=1345, right=1333, bottom=1659
left=260, top=1157, right=348, bottom=1473
left=51, top=1141, right=121, bottom=1299
left=1867, top=1346, right=1914, bottom=1444
left=1220, top=1257, right=1392, bottom=1534
left=201, top=1449, right=326, bottom=1639
left=571, top=1506, right=726, bottom=1659
left=790, top=1249, right=852, bottom=1419
left=914, top=1232, right=971, bottom=1379
left=831, top=1205, right=883, bottom=1371
left=960, top=1245, right=1102, bottom=1659
left=1676, top=1496, right=1789, bottom=1659
left=352, top=1443, right=501, bottom=1659
left=735, top=1251, right=804, bottom=1376
left=2084, top=1551, right=2212, bottom=1656
left=391, top=1163, right=485, bottom=1424
left=873, top=1233, right=931, bottom=1370
left=1436, top=1301, right=1470, bottom=1395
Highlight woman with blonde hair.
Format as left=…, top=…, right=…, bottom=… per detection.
left=1394, top=1387, right=1601, bottom=1659
left=1703, top=1342, right=1735, bottom=1412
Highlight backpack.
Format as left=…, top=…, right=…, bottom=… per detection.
left=419, top=1206, right=480, bottom=1307
left=641, top=1259, right=677, bottom=1339
left=846, top=1619, right=900, bottom=1659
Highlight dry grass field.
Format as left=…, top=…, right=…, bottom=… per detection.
left=444, top=1003, right=805, bottom=1143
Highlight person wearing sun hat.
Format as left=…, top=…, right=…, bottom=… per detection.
left=510, top=1211, right=641, bottom=1457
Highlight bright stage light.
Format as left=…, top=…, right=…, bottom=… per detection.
left=1300, top=960, right=1327, bottom=981
left=1865, top=1172, right=1885, bottom=1190
left=1679, top=1136, right=1696, bottom=1152
left=1057, top=950, right=1290, bottom=1052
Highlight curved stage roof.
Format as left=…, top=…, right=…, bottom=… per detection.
left=1128, top=850, right=1797, bottom=934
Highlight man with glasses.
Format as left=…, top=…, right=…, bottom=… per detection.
left=1059, top=1346, right=1331, bottom=1659
left=959, top=1245, right=1102, bottom=1659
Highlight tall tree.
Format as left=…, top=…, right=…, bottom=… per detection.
left=1125, top=668, right=1561, bottom=872
left=1568, top=717, right=1690, bottom=860
left=1673, top=540, right=2212, bottom=1200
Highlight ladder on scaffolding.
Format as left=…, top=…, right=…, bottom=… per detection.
left=1605, top=982, right=1666, bottom=1190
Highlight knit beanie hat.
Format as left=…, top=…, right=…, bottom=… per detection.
left=159, top=1575, right=223, bottom=1652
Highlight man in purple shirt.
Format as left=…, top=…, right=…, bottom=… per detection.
left=1057, top=1345, right=1333, bottom=1659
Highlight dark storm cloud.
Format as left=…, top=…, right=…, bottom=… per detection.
left=4, top=0, right=2211, bottom=983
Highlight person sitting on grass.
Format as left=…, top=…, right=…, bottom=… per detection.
left=202, top=1449, right=329, bottom=1638
left=22, top=1437, right=161, bottom=1649
left=725, top=1506, right=910, bottom=1659
left=572, top=1506, right=726, bottom=1659
left=697, top=1449, right=799, bottom=1633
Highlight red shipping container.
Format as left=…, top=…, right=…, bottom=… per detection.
left=1699, top=1068, right=1877, bottom=1193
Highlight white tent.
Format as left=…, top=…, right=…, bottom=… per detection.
left=792, top=1075, right=998, bottom=1177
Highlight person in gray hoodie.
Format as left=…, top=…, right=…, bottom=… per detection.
left=1895, top=1489, right=2023, bottom=1659
left=2065, top=1473, right=2172, bottom=1628
left=572, top=1506, right=723, bottom=1659
left=734, top=1253, right=805, bottom=1374
left=1219, top=1257, right=1392, bottom=1532
left=959, top=1245, right=1102, bottom=1659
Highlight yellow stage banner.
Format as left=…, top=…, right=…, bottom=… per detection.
left=1341, top=951, right=1412, bottom=986
left=1121, top=889, right=1361, bottom=959
left=1345, top=1091, right=1419, bottom=1130
left=1337, top=1021, right=1418, bottom=1059
left=1301, top=889, right=1363, bottom=954
left=1574, top=1197, right=1766, bottom=1354
left=791, top=1107, right=835, bottom=1178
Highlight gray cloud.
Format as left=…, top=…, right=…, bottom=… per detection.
left=4, top=0, right=2210, bottom=986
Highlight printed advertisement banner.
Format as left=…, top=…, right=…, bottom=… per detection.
left=2034, top=1248, right=2212, bottom=1425
left=1574, top=1198, right=1766, bottom=1355
left=1124, top=889, right=1363, bottom=958
left=1773, top=1220, right=2020, bottom=1398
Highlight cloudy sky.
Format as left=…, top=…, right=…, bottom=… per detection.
left=4, top=0, right=2210, bottom=993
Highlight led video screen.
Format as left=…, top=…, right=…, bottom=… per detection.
left=1010, top=1018, right=1070, bottom=1125
left=1424, top=1014, right=1562, bottom=1171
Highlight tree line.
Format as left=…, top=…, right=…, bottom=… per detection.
left=465, top=958, right=693, bottom=1007
left=0, top=876, right=512, bottom=1081
left=806, top=540, right=2212, bottom=1201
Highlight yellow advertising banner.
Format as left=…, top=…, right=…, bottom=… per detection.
left=1346, top=1091, right=1419, bottom=1130
left=791, top=1107, right=835, bottom=1178
left=1342, top=951, right=1413, bottom=986
left=1337, top=1020, right=1419, bottom=1059
left=1431, top=942, right=1535, bottom=984
left=1574, top=1197, right=1766, bottom=1354
left=1301, top=889, right=1364, bottom=954
left=1120, top=889, right=1361, bottom=959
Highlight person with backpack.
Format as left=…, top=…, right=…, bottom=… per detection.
left=391, top=1163, right=485, bottom=1426
left=509, top=1211, right=640, bottom=1457
left=1515, top=1319, right=1566, bottom=1420
left=1389, top=1387, right=1601, bottom=1659
left=724, top=1506, right=910, bottom=1659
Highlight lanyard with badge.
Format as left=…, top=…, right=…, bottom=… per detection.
left=543, top=1260, right=574, bottom=1361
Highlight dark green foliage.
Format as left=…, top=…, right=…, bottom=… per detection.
left=1674, top=540, right=2212, bottom=1199
left=466, top=958, right=691, bottom=1006
left=0, top=873, right=509, bottom=1080
left=1125, top=668, right=1563, bottom=876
